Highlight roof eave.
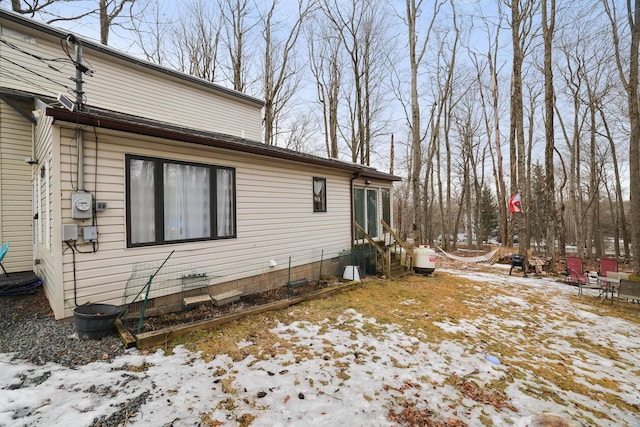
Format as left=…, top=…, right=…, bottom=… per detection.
left=45, top=107, right=401, bottom=182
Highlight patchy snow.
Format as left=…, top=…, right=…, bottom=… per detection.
left=1, top=269, right=639, bottom=426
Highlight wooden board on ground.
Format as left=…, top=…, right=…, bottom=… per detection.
left=183, top=294, right=212, bottom=308
left=212, top=289, right=242, bottom=307
left=115, top=319, right=136, bottom=348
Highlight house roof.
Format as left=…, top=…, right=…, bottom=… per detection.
left=0, top=9, right=264, bottom=107
left=0, top=9, right=399, bottom=182
left=45, top=103, right=401, bottom=182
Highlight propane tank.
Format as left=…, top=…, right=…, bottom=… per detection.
left=413, top=244, right=436, bottom=275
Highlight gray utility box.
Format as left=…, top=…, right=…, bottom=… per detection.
left=71, top=192, right=93, bottom=219
left=62, top=223, right=78, bottom=241
left=83, top=226, right=98, bottom=242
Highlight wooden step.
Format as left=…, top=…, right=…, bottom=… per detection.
left=212, top=289, right=242, bottom=307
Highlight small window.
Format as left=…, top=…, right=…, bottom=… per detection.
left=313, top=177, right=326, bottom=212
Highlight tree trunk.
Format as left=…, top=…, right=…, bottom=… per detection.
left=628, top=0, right=640, bottom=274
left=510, top=0, right=531, bottom=262
left=100, top=0, right=108, bottom=45
left=407, top=0, right=423, bottom=243
left=604, top=0, right=640, bottom=273
left=542, top=0, right=557, bottom=263
left=598, top=106, right=631, bottom=259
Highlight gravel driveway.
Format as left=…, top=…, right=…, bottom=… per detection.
left=0, top=288, right=125, bottom=368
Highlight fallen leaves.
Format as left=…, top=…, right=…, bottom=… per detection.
left=385, top=380, right=467, bottom=426
left=386, top=397, right=468, bottom=427
left=448, top=372, right=518, bottom=412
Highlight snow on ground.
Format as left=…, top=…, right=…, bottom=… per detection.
left=1, top=268, right=640, bottom=426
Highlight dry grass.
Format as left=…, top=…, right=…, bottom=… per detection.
left=163, top=268, right=640, bottom=423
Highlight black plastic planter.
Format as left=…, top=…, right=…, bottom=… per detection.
left=74, top=304, right=121, bottom=339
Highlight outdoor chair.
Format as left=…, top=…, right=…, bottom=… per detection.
left=598, top=257, right=618, bottom=278
left=567, top=256, right=605, bottom=298
left=566, top=256, right=590, bottom=296
left=0, top=242, right=8, bottom=277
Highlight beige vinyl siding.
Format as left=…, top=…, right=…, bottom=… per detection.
left=0, top=99, right=34, bottom=272
left=0, top=22, right=263, bottom=140
left=33, top=108, right=65, bottom=318
left=54, top=124, right=352, bottom=318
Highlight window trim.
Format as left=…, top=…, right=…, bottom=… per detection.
left=313, top=177, right=327, bottom=213
left=126, top=154, right=236, bottom=247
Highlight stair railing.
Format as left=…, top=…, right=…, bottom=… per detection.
left=381, top=220, right=413, bottom=270
left=353, top=222, right=389, bottom=277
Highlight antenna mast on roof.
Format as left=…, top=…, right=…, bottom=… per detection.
left=65, top=34, right=92, bottom=111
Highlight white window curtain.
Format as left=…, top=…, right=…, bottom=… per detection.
left=130, top=159, right=155, bottom=244
left=164, top=163, right=210, bottom=240
left=217, top=168, right=234, bottom=237
left=313, top=178, right=326, bottom=211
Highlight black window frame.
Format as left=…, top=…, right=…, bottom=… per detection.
left=126, top=154, right=236, bottom=248
left=313, top=177, right=327, bottom=213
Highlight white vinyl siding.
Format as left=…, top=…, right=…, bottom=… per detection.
left=0, top=22, right=263, bottom=141
left=33, top=108, right=64, bottom=317
left=53, top=125, right=352, bottom=318
left=0, top=99, right=34, bottom=272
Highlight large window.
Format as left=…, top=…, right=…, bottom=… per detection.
left=126, top=155, right=236, bottom=247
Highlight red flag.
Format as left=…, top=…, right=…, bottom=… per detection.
left=509, top=193, right=522, bottom=213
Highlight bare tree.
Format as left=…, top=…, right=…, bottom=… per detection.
left=8, top=0, right=139, bottom=45
left=506, top=0, right=537, bottom=262
left=307, top=17, right=342, bottom=158
left=260, top=0, right=314, bottom=146
left=404, top=0, right=443, bottom=243
left=219, top=0, right=256, bottom=92
left=542, top=0, right=557, bottom=263
left=603, top=0, right=640, bottom=274
left=170, top=0, right=222, bottom=82
left=554, top=5, right=629, bottom=262
left=98, top=0, right=135, bottom=45
left=9, top=0, right=57, bottom=16
left=453, top=90, right=484, bottom=248
left=598, top=103, right=631, bottom=259
left=129, top=0, right=171, bottom=65
left=469, top=4, right=509, bottom=247
left=431, top=10, right=463, bottom=250
left=558, top=44, right=588, bottom=257
left=320, top=0, right=390, bottom=165
left=282, top=112, right=314, bottom=152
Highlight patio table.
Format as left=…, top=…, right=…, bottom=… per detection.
left=597, top=276, right=620, bottom=303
